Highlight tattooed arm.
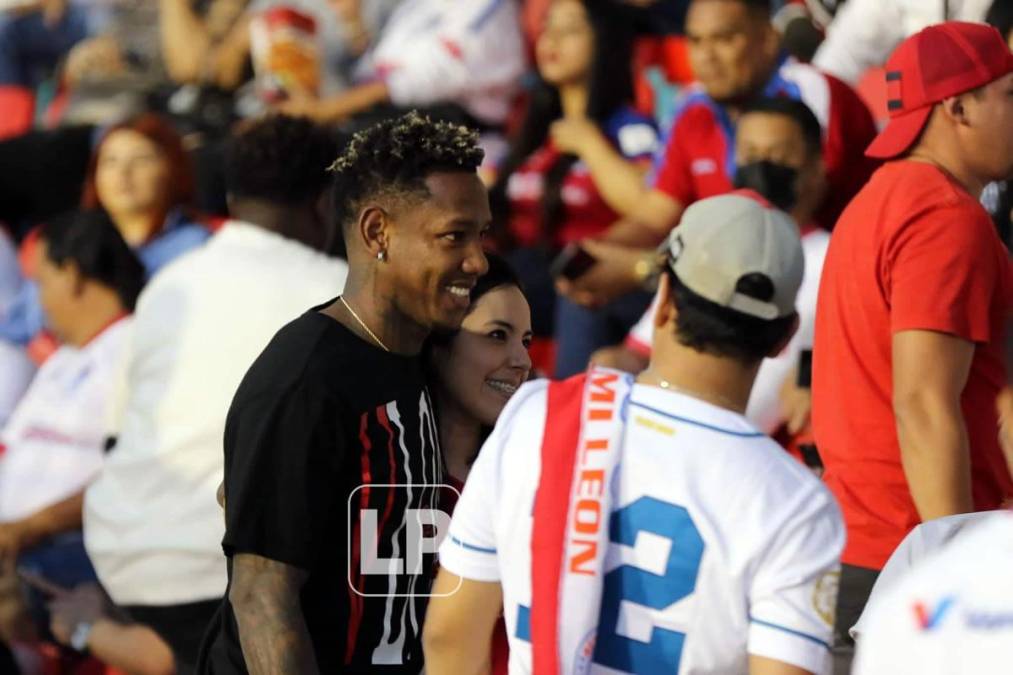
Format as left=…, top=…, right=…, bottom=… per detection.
left=229, top=554, right=319, bottom=675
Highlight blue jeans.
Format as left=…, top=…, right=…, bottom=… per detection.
left=553, top=290, right=653, bottom=378
left=0, top=7, right=90, bottom=88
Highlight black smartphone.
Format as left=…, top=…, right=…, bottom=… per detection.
left=550, top=244, right=597, bottom=280
left=797, top=349, right=813, bottom=389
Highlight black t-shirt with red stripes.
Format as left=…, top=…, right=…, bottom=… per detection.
left=198, top=302, right=443, bottom=674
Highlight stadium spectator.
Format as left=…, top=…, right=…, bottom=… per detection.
left=812, top=0, right=993, bottom=86
left=0, top=113, right=211, bottom=347
left=82, top=115, right=347, bottom=674
left=0, top=211, right=141, bottom=645
left=0, top=228, right=33, bottom=427
left=198, top=112, right=488, bottom=675
left=426, top=193, right=843, bottom=675
left=593, top=97, right=829, bottom=436
left=489, top=0, right=657, bottom=376
left=275, top=0, right=526, bottom=141
left=0, top=0, right=94, bottom=139
left=427, top=253, right=533, bottom=484
left=556, top=0, right=876, bottom=333
left=812, top=21, right=1013, bottom=653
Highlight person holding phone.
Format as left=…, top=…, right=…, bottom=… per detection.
left=488, top=0, right=658, bottom=376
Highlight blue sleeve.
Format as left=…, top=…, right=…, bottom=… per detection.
left=603, top=109, right=660, bottom=161
left=138, top=224, right=211, bottom=279
left=0, top=281, right=44, bottom=345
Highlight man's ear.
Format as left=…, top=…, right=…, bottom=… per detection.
left=654, top=273, right=676, bottom=330
left=358, top=205, right=389, bottom=259
left=939, top=95, right=972, bottom=128
left=768, top=313, right=800, bottom=358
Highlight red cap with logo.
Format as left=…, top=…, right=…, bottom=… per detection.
left=866, top=21, right=1013, bottom=159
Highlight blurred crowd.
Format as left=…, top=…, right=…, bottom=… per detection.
left=0, top=0, right=1010, bottom=673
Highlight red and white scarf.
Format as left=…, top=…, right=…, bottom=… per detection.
left=529, top=367, right=633, bottom=674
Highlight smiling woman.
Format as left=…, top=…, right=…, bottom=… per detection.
left=427, top=253, right=533, bottom=484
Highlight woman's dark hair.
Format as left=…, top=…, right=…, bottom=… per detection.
left=666, top=268, right=796, bottom=365
left=489, top=0, right=637, bottom=247
left=42, top=210, right=146, bottom=312
left=427, top=253, right=525, bottom=349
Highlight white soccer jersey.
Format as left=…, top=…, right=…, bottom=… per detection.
left=440, top=378, right=845, bottom=674
left=853, top=511, right=1013, bottom=675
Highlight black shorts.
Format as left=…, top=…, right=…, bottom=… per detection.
left=124, top=598, right=222, bottom=675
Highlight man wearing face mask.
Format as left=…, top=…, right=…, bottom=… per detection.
left=593, top=97, right=827, bottom=437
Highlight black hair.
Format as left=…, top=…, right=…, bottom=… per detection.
left=329, top=111, right=484, bottom=232
left=41, top=210, right=146, bottom=311
left=427, top=253, right=525, bottom=349
left=666, top=268, right=795, bottom=364
left=742, top=96, right=823, bottom=158
left=224, top=115, right=339, bottom=205
left=986, top=0, right=1013, bottom=41
left=489, top=0, right=638, bottom=247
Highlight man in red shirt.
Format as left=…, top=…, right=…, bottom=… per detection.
left=812, top=21, right=1013, bottom=647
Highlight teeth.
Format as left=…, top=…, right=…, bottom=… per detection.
left=486, top=380, right=518, bottom=395
left=447, top=286, right=470, bottom=297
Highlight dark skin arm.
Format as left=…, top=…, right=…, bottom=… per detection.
left=229, top=554, right=319, bottom=675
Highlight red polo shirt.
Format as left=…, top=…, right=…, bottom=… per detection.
left=813, top=160, right=1013, bottom=570
left=651, top=58, right=878, bottom=229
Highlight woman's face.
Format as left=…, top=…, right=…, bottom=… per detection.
left=435, top=285, right=533, bottom=427
left=95, top=129, right=171, bottom=222
left=536, top=0, right=595, bottom=87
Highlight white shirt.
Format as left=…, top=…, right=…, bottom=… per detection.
left=853, top=511, right=1013, bottom=675
left=0, top=317, right=131, bottom=522
left=627, top=230, right=829, bottom=434
left=355, top=0, right=526, bottom=125
left=851, top=511, right=996, bottom=640
left=813, top=0, right=993, bottom=85
left=84, top=222, right=348, bottom=606
left=441, top=380, right=845, bottom=674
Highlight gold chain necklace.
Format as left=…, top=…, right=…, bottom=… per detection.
left=339, top=296, right=390, bottom=352
left=639, top=369, right=743, bottom=412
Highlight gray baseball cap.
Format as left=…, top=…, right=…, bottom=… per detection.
left=664, top=192, right=804, bottom=320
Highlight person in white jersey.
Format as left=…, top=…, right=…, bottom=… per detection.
left=424, top=192, right=846, bottom=675
left=0, top=211, right=141, bottom=644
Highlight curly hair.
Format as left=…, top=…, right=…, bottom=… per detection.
left=329, top=111, right=484, bottom=231
left=225, top=115, right=339, bottom=205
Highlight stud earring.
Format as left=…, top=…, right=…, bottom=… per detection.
left=377, top=250, right=387, bottom=262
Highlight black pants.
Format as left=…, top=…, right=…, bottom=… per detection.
left=125, top=598, right=222, bottom=675
left=835, top=563, right=880, bottom=645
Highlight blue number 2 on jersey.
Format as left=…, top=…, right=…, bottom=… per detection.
left=592, top=496, right=705, bottom=673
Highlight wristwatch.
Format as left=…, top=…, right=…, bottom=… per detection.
left=70, top=621, right=94, bottom=653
